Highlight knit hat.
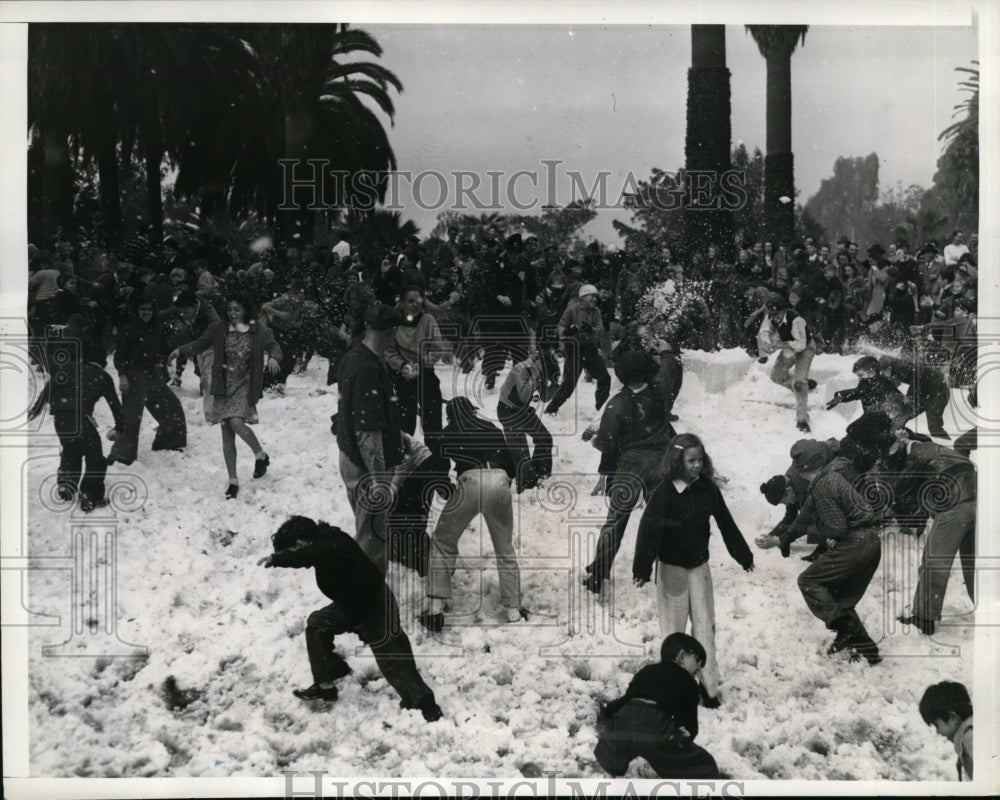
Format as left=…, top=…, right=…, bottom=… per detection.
left=578, top=283, right=598, bottom=299
left=760, top=475, right=787, bottom=506
left=364, top=303, right=403, bottom=331
left=614, top=350, right=652, bottom=385
left=789, top=439, right=830, bottom=474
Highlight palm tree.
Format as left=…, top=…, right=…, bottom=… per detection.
left=935, top=62, right=978, bottom=224
left=684, top=24, right=734, bottom=267
left=746, top=25, right=808, bottom=245
left=345, top=208, right=418, bottom=266
left=226, top=24, right=402, bottom=243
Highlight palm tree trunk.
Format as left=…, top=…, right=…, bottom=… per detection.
left=764, top=51, right=795, bottom=244
left=143, top=97, right=164, bottom=247
left=37, top=126, right=75, bottom=243
left=93, top=75, right=122, bottom=248
left=684, top=25, right=734, bottom=266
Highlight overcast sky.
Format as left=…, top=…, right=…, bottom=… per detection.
left=362, top=23, right=978, bottom=241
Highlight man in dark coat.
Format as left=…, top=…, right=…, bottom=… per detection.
left=878, top=355, right=952, bottom=439
left=335, top=303, right=404, bottom=571
left=259, top=516, right=442, bottom=722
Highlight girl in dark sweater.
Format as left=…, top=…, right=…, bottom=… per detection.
left=633, top=433, right=754, bottom=707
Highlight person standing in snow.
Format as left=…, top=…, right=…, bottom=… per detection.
left=259, top=516, right=443, bottom=722
left=775, top=439, right=884, bottom=665
left=583, top=351, right=676, bottom=595
left=421, top=397, right=527, bottom=631
left=825, top=356, right=902, bottom=416
left=109, top=295, right=187, bottom=465
left=545, top=283, right=612, bottom=416
left=594, top=633, right=720, bottom=779
left=632, top=433, right=754, bottom=706
left=170, top=294, right=281, bottom=499
left=757, top=293, right=818, bottom=432
left=497, top=344, right=555, bottom=492
left=877, top=355, right=952, bottom=440
left=334, top=303, right=404, bottom=571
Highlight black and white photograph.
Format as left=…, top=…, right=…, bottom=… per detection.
left=1, top=1, right=997, bottom=796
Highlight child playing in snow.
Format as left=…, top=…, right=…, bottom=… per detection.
left=594, top=632, right=720, bottom=779
left=632, top=434, right=754, bottom=706
left=919, top=681, right=973, bottom=780
left=825, top=355, right=902, bottom=415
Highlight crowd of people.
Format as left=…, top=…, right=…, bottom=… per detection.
left=25, top=223, right=980, bottom=780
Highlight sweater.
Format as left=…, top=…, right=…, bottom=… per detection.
left=835, top=375, right=902, bottom=414
left=782, top=468, right=881, bottom=545
left=385, top=311, right=447, bottom=370
left=439, top=416, right=517, bottom=481
left=593, top=385, right=674, bottom=462
left=498, top=357, right=545, bottom=408
left=603, top=661, right=701, bottom=740
left=335, top=342, right=403, bottom=471
left=633, top=476, right=753, bottom=579
left=114, top=316, right=171, bottom=376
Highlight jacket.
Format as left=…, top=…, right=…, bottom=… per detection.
left=890, top=440, right=977, bottom=512
left=269, top=523, right=387, bottom=621
left=602, top=661, right=701, bottom=740
left=633, top=476, right=753, bottom=578
left=558, top=300, right=608, bottom=350
left=498, top=356, right=545, bottom=409
left=385, top=311, right=448, bottom=370
left=758, top=310, right=814, bottom=357
left=781, top=467, right=882, bottom=545
left=335, top=342, right=403, bottom=471
left=114, top=315, right=171, bottom=377
left=835, top=375, right=901, bottom=413
left=439, top=416, right=517, bottom=481
left=178, top=320, right=281, bottom=408
left=593, top=385, right=674, bottom=464
left=44, top=355, right=124, bottom=431
left=160, top=300, right=221, bottom=351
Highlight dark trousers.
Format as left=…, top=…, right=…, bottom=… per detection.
left=908, top=382, right=950, bottom=437
left=595, top=700, right=720, bottom=779
left=265, top=328, right=298, bottom=387
left=797, top=529, right=882, bottom=629
left=657, top=353, right=683, bottom=414
left=912, top=499, right=976, bottom=620
left=387, top=462, right=448, bottom=577
left=108, top=368, right=186, bottom=465
left=53, top=411, right=108, bottom=501
left=497, top=400, right=553, bottom=489
left=547, top=342, right=611, bottom=412
left=304, top=591, right=435, bottom=709
left=588, top=448, right=666, bottom=581
left=395, top=370, right=443, bottom=450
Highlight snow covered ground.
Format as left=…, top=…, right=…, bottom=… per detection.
left=21, top=347, right=982, bottom=783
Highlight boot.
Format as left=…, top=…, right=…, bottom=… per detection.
left=897, top=614, right=935, bottom=635
left=797, top=421, right=811, bottom=433
left=850, top=630, right=882, bottom=665
left=827, top=616, right=861, bottom=655
left=293, top=684, right=339, bottom=702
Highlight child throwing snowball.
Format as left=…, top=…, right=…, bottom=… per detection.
left=633, top=434, right=754, bottom=707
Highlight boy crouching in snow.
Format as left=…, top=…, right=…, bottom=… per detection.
left=594, top=633, right=721, bottom=779
left=259, top=515, right=443, bottom=722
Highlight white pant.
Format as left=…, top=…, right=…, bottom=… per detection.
left=655, top=561, right=720, bottom=697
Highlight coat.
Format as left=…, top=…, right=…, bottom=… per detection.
left=179, top=320, right=281, bottom=408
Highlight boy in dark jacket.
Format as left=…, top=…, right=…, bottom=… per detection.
left=583, top=351, right=675, bottom=594
left=594, top=633, right=720, bottom=779
left=258, top=516, right=443, bottom=722
left=826, top=355, right=903, bottom=414
left=497, top=346, right=555, bottom=491
left=32, top=315, right=125, bottom=510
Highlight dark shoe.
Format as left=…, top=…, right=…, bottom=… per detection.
left=582, top=574, right=603, bottom=595
left=80, top=494, right=108, bottom=513
left=505, top=607, right=530, bottom=623
left=225, top=483, right=239, bottom=500
left=827, top=617, right=862, bottom=655
left=419, top=695, right=444, bottom=722
left=850, top=632, right=882, bottom=665
left=293, top=684, right=339, bottom=702
left=807, top=379, right=817, bottom=391
left=930, top=430, right=951, bottom=440
left=898, top=614, right=935, bottom=635
left=797, top=421, right=811, bottom=433
left=419, top=610, right=444, bottom=632
left=55, top=485, right=76, bottom=502
left=253, top=453, right=270, bottom=479
left=801, top=544, right=827, bottom=562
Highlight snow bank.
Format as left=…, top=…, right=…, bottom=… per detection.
left=24, top=347, right=976, bottom=781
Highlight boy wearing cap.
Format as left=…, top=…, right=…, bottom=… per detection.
left=757, top=293, right=817, bottom=432
left=826, top=356, right=902, bottom=416
left=583, top=350, right=676, bottom=593
left=777, top=439, right=884, bottom=664
left=545, top=284, right=612, bottom=415
left=336, top=303, right=405, bottom=570
left=422, top=397, right=527, bottom=629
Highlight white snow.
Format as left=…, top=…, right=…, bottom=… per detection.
left=23, top=348, right=979, bottom=782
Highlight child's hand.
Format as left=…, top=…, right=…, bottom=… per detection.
left=257, top=555, right=273, bottom=567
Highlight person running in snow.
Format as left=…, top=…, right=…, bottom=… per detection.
left=594, top=633, right=721, bottom=779
left=584, top=351, right=676, bottom=595
left=633, top=433, right=754, bottom=706
left=421, top=397, right=527, bottom=631
left=109, top=295, right=187, bottom=465
left=497, top=344, right=555, bottom=492
left=877, top=355, right=952, bottom=440
left=545, top=283, right=612, bottom=416
left=258, top=516, right=443, bottom=722
left=170, top=294, right=281, bottom=499
left=775, top=439, right=884, bottom=665
left=825, top=356, right=902, bottom=415
left=756, top=293, right=818, bottom=432
left=918, top=682, right=974, bottom=781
